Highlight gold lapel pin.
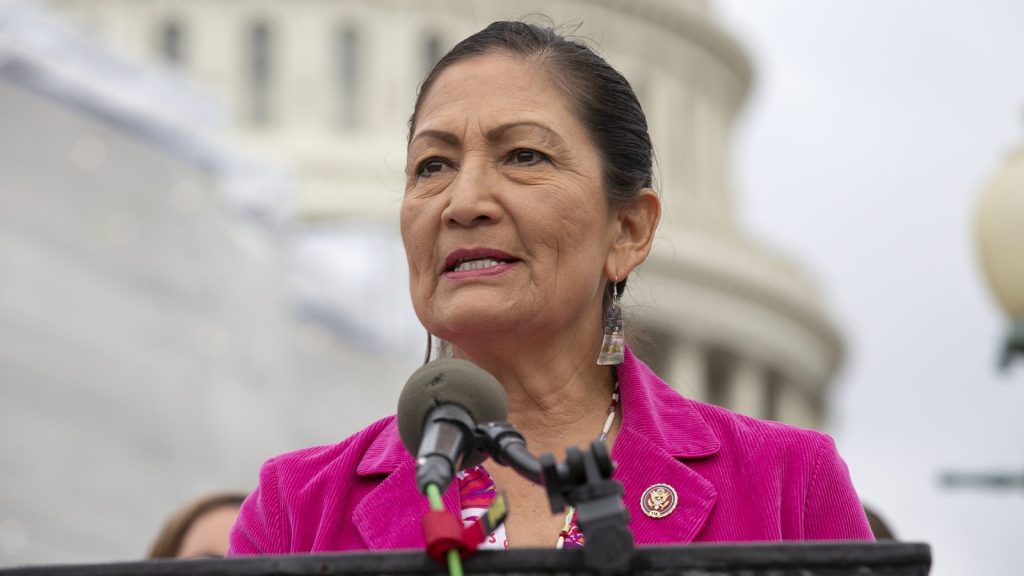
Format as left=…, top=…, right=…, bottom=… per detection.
left=640, top=483, right=678, bottom=519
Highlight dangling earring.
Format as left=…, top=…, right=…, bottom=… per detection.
left=597, top=280, right=625, bottom=365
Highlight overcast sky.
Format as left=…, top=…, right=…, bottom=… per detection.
left=716, top=1, right=1024, bottom=574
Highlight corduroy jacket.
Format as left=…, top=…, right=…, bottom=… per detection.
left=228, top=347, right=872, bottom=554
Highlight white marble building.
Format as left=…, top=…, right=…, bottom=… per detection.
left=0, top=4, right=420, bottom=565
left=1, top=0, right=844, bottom=565
left=49, top=0, right=841, bottom=427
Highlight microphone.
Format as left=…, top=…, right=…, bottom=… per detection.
left=397, top=359, right=508, bottom=494
left=397, top=359, right=634, bottom=574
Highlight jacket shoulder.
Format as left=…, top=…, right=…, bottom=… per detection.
left=687, top=400, right=871, bottom=539
left=270, top=415, right=400, bottom=479
left=689, top=399, right=829, bottom=465
left=229, top=416, right=404, bottom=555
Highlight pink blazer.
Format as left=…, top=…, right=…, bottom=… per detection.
left=229, top=348, right=872, bottom=554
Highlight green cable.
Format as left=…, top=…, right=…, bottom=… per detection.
left=426, top=483, right=464, bottom=576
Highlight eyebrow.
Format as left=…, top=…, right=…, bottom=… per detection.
left=484, top=121, right=565, bottom=146
left=410, top=129, right=460, bottom=148
left=410, top=121, right=565, bottom=149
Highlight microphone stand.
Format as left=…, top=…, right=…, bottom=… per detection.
left=414, top=404, right=479, bottom=576
left=475, top=422, right=635, bottom=576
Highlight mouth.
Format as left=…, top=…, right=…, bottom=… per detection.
left=443, top=249, right=520, bottom=274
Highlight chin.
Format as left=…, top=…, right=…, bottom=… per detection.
left=428, top=307, right=520, bottom=344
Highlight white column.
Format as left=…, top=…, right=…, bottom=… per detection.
left=669, top=340, right=706, bottom=401
left=726, top=357, right=765, bottom=418
left=776, top=380, right=819, bottom=430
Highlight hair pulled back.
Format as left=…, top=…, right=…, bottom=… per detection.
left=409, top=21, right=655, bottom=208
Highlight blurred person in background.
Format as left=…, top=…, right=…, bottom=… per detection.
left=149, top=493, right=245, bottom=559
left=864, top=506, right=896, bottom=541
left=229, top=20, right=873, bottom=553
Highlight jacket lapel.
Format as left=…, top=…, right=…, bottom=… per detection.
left=613, top=347, right=720, bottom=544
left=613, top=427, right=717, bottom=544
left=351, top=420, right=460, bottom=550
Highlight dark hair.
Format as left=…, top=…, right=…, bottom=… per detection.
left=148, top=492, right=246, bottom=559
left=409, top=20, right=655, bottom=208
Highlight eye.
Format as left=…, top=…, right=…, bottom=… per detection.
left=507, top=149, right=547, bottom=166
left=417, top=157, right=453, bottom=177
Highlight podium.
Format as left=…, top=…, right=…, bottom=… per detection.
left=0, top=542, right=930, bottom=575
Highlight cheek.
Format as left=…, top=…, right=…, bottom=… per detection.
left=522, top=198, right=611, bottom=300
left=560, top=204, right=615, bottom=282
left=545, top=198, right=610, bottom=258
left=400, top=201, right=432, bottom=281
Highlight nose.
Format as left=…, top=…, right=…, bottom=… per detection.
left=441, top=159, right=502, bottom=228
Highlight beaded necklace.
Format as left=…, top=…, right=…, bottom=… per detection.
left=554, top=380, right=620, bottom=549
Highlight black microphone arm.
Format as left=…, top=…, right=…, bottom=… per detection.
left=474, top=421, right=542, bottom=484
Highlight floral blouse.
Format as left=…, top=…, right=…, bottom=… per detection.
left=457, top=465, right=585, bottom=550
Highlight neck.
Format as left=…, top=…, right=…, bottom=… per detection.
left=452, top=324, right=618, bottom=456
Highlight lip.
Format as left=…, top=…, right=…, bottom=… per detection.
left=442, top=248, right=520, bottom=273
left=443, top=261, right=518, bottom=280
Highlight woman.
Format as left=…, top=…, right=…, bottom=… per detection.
left=150, top=492, right=245, bottom=558
left=229, top=21, right=872, bottom=554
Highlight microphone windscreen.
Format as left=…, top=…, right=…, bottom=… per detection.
left=397, top=358, right=508, bottom=469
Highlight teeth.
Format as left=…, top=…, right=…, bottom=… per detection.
left=454, top=258, right=503, bottom=272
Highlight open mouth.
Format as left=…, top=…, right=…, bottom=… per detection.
left=443, top=250, right=520, bottom=274
left=446, top=256, right=518, bottom=273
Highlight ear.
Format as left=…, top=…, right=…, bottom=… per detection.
left=605, top=188, right=661, bottom=280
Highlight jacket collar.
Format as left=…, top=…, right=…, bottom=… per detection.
left=353, top=428, right=459, bottom=549
left=356, top=418, right=409, bottom=476
left=612, top=346, right=720, bottom=543
left=353, top=346, right=721, bottom=547
left=616, top=346, right=720, bottom=459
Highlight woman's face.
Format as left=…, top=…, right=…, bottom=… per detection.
left=401, top=52, right=619, bottom=347
left=176, top=505, right=239, bottom=559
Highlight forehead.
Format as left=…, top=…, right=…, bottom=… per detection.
left=413, top=52, right=585, bottom=141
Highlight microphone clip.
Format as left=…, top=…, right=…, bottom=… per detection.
left=541, top=441, right=634, bottom=576
left=422, top=493, right=508, bottom=563
left=474, top=422, right=635, bottom=575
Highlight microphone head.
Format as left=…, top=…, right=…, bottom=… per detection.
left=397, top=358, right=508, bottom=469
